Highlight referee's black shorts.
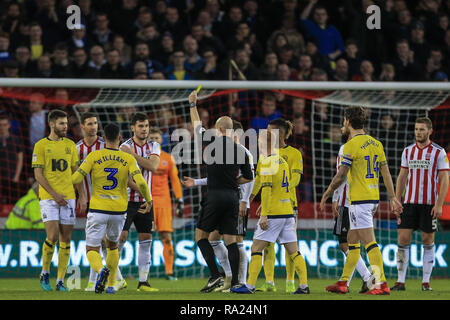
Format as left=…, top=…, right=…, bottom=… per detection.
left=333, top=206, right=350, bottom=244
left=197, top=189, right=239, bottom=235
left=122, top=201, right=154, bottom=234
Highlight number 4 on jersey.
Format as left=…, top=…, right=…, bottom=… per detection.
left=364, top=155, right=379, bottom=179
left=282, top=170, right=289, bottom=192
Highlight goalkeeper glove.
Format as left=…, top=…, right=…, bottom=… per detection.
left=175, top=198, right=184, bottom=217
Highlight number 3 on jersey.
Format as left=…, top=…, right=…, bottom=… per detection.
left=282, top=170, right=289, bottom=192
left=364, top=155, right=379, bottom=179
left=103, top=168, right=118, bottom=190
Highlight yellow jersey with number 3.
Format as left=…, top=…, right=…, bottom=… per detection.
left=341, top=134, right=387, bottom=204
left=255, top=154, right=293, bottom=216
left=32, top=137, right=78, bottom=200
left=74, top=148, right=144, bottom=213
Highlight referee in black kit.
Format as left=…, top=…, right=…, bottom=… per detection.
left=188, top=89, right=253, bottom=292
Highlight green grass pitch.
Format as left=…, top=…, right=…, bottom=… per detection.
left=0, top=278, right=449, bottom=300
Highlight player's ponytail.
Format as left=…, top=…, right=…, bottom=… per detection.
left=285, top=120, right=293, bottom=140
left=269, top=118, right=292, bottom=141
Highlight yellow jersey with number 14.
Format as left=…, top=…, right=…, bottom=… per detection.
left=32, top=137, right=78, bottom=200
left=72, top=148, right=147, bottom=213
left=341, top=134, right=387, bottom=204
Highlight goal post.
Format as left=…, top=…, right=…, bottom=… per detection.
left=1, top=79, right=449, bottom=280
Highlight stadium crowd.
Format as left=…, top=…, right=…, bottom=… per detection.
left=1, top=0, right=450, bottom=209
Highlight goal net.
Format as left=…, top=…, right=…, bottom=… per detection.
left=1, top=79, right=449, bottom=281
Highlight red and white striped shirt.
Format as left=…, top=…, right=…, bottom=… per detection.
left=76, top=136, right=106, bottom=202
left=333, top=144, right=349, bottom=208
left=401, top=142, right=450, bottom=205
left=120, top=137, right=160, bottom=202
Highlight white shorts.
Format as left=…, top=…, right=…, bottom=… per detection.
left=348, top=203, right=379, bottom=230
left=253, top=216, right=297, bottom=244
left=85, top=212, right=126, bottom=247
left=39, top=199, right=76, bottom=225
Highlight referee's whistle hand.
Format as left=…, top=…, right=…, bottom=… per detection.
left=188, top=90, right=197, bottom=105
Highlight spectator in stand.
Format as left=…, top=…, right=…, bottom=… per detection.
left=341, top=38, right=362, bottom=79
left=2, top=2, right=21, bottom=39
left=29, top=93, right=48, bottom=148
left=198, top=108, right=210, bottom=129
left=243, top=0, right=268, bottom=45
left=34, top=0, right=66, bottom=48
left=0, top=113, right=23, bottom=204
left=100, top=48, right=127, bottom=79
left=78, top=0, right=96, bottom=31
left=88, top=45, right=105, bottom=71
left=196, top=48, right=220, bottom=80
left=117, top=105, right=137, bottom=140
left=305, top=38, right=330, bottom=72
left=379, top=63, right=396, bottom=81
left=191, top=23, right=225, bottom=59
left=152, top=71, right=165, bottom=80
left=410, top=20, right=430, bottom=68
left=292, top=97, right=306, bottom=118
left=133, top=61, right=148, bottom=78
left=31, top=54, right=54, bottom=78
left=2, top=60, right=19, bottom=78
left=205, top=0, right=225, bottom=31
left=260, top=52, right=278, bottom=80
left=292, top=114, right=312, bottom=202
left=91, top=12, right=114, bottom=46
left=267, top=31, right=289, bottom=57
left=311, top=67, right=328, bottom=81
left=67, top=24, right=94, bottom=53
left=131, top=42, right=164, bottom=78
left=15, top=46, right=33, bottom=77
left=392, top=39, right=422, bottom=81
left=155, top=32, right=175, bottom=67
left=291, top=53, right=313, bottom=81
left=232, top=47, right=260, bottom=80
left=250, top=93, right=283, bottom=131
left=196, top=10, right=215, bottom=37
left=183, top=35, right=205, bottom=73
left=52, top=42, right=71, bottom=77
left=153, top=0, right=168, bottom=27
left=128, top=6, right=153, bottom=41
left=29, top=22, right=45, bottom=60
left=352, top=60, right=375, bottom=81
left=107, top=34, right=132, bottom=66
left=216, top=5, right=243, bottom=42
left=278, top=44, right=298, bottom=69
left=165, top=50, right=194, bottom=80
left=135, top=23, right=161, bottom=54
left=268, top=12, right=305, bottom=58
left=0, top=32, right=12, bottom=62
left=300, top=1, right=345, bottom=60
left=332, top=58, right=349, bottom=81
left=227, top=21, right=264, bottom=65
left=69, top=48, right=99, bottom=78
left=276, top=63, right=291, bottom=81
left=390, top=8, right=413, bottom=44
left=161, top=6, right=187, bottom=43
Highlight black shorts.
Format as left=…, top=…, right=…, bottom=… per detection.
left=197, top=189, right=239, bottom=235
left=237, top=209, right=249, bottom=237
left=398, top=204, right=437, bottom=233
left=122, top=201, right=154, bottom=234
left=333, top=206, right=350, bottom=244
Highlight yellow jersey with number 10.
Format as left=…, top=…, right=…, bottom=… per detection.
left=341, top=134, right=387, bottom=204
left=32, top=137, right=78, bottom=200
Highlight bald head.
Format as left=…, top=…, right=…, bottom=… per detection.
left=215, top=116, right=233, bottom=135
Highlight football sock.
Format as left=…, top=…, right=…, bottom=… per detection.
left=87, top=250, right=103, bottom=274
left=226, top=242, right=240, bottom=287
left=343, top=250, right=356, bottom=285
left=116, top=241, right=125, bottom=280
left=263, top=242, right=275, bottom=283
left=340, top=243, right=360, bottom=282
left=106, top=248, right=119, bottom=287
left=197, top=238, right=220, bottom=278
left=138, top=239, right=152, bottom=282
left=247, top=252, right=263, bottom=287
left=285, top=250, right=295, bottom=281
left=57, top=242, right=70, bottom=282
left=162, top=238, right=174, bottom=276
left=365, top=241, right=386, bottom=283
left=290, top=251, right=308, bottom=286
left=237, top=242, right=248, bottom=284
left=422, top=243, right=435, bottom=283
left=88, top=268, right=98, bottom=283
left=396, top=244, right=410, bottom=283
left=210, top=240, right=231, bottom=278
left=41, top=238, right=56, bottom=274
left=356, top=254, right=372, bottom=282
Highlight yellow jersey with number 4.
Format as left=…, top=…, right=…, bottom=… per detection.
left=32, top=137, right=79, bottom=200
left=341, top=134, right=387, bottom=204
left=254, top=154, right=293, bottom=216
left=73, top=148, right=147, bottom=213
left=279, top=146, right=303, bottom=207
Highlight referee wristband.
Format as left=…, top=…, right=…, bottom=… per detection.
left=189, top=102, right=196, bottom=107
